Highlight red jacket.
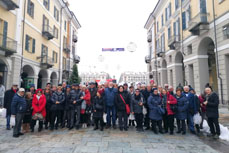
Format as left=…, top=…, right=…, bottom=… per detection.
left=166, top=92, right=177, bottom=115
left=199, top=95, right=206, bottom=113
left=83, top=89, right=91, bottom=105
left=32, top=94, right=46, bottom=118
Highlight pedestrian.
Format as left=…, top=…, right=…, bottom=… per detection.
left=51, top=85, right=57, bottom=93
left=104, top=82, right=117, bottom=129
left=69, top=83, right=83, bottom=130
left=148, top=88, right=163, bottom=134
left=115, top=85, right=130, bottom=131
left=22, top=92, right=33, bottom=133
left=11, top=88, right=27, bottom=138
left=205, top=87, right=220, bottom=139
left=88, top=82, right=97, bottom=126
left=93, top=89, right=105, bottom=131
left=183, top=86, right=197, bottom=134
left=81, top=85, right=91, bottom=128
left=31, top=89, right=46, bottom=132
left=168, top=86, right=174, bottom=96
left=199, top=93, right=207, bottom=129
left=28, top=84, right=36, bottom=95
left=175, top=88, right=188, bottom=135
left=131, top=89, right=145, bottom=132
left=44, top=88, right=52, bottom=129
left=62, top=85, right=71, bottom=128
left=142, top=84, right=152, bottom=130
left=160, top=89, right=169, bottom=133
left=50, top=84, right=65, bottom=130
left=4, top=83, right=18, bottom=130
left=0, top=83, right=5, bottom=108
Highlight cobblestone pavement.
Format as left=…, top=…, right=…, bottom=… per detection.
left=0, top=117, right=228, bottom=153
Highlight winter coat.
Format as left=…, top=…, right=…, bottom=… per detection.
left=69, top=89, right=83, bottom=107
left=199, top=95, right=206, bottom=113
left=51, top=91, right=65, bottom=111
left=64, top=92, right=71, bottom=110
left=131, top=94, right=145, bottom=114
left=83, top=90, right=91, bottom=105
left=142, top=89, right=152, bottom=109
left=32, top=94, right=46, bottom=118
left=148, top=94, right=162, bottom=121
left=81, top=90, right=91, bottom=114
left=104, top=87, right=117, bottom=107
left=44, top=93, right=52, bottom=111
left=164, top=92, right=177, bottom=115
left=93, top=96, right=105, bottom=118
left=89, top=87, right=97, bottom=105
left=115, top=92, right=130, bottom=112
left=206, top=92, right=219, bottom=118
left=11, top=93, right=27, bottom=115
left=175, top=95, right=189, bottom=120
left=25, top=99, right=32, bottom=115
left=4, top=88, right=17, bottom=115
left=183, top=92, right=197, bottom=115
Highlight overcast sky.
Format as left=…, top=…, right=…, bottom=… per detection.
left=69, top=0, right=158, bottom=80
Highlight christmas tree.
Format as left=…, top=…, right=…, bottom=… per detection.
left=69, top=64, right=81, bottom=84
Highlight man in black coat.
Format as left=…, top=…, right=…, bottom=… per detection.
left=88, top=82, right=97, bottom=126
left=142, top=85, right=152, bottom=130
left=204, top=87, right=220, bottom=139
left=4, top=84, right=18, bottom=130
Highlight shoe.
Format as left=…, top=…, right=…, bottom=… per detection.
left=213, top=135, right=219, bottom=139
left=191, top=131, right=196, bottom=135
left=61, top=125, right=65, bottom=129
left=94, top=127, right=98, bottom=130
left=159, top=131, right=164, bottom=134
left=182, top=132, right=186, bottom=135
left=164, top=130, right=168, bottom=133
left=207, top=133, right=215, bottom=137
left=45, top=125, right=48, bottom=129
left=153, top=130, right=158, bottom=134
left=124, top=128, right=128, bottom=131
left=100, top=128, right=104, bottom=131
left=13, top=134, right=19, bottom=138
left=132, top=121, right=135, bottom=126
left=120, top=127, right=123, bottom=131
left=113, top=125, right=117, bottom=129
left=50, top=127, right=54, bottom=131
left=6, top=127, right=11, bottom=130
left=145, top=127, right=150, bottom=130
left=69, top=127, right=73, bottom=130
left=18, top=132, right=24, bottom=136
left=176, top=130, right=181, bottom=134
left=105, top=125, right=111, bottom=129
left=170, top=132, right=174, bottom=135
left=38, top=128, right=42, bottom=132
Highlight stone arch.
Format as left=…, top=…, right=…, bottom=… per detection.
left=21, top=65, right=36, bottom=89
left=50, top=71, right=58, bottom=86
left=174, top=51, right=185, bottom=86
left=37, top=69, right=48, bottom=89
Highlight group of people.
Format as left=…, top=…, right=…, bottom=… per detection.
left=3, top=81, right=220, bottom=139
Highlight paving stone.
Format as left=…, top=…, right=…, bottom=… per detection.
left=108, top=142, right=130, bottom=148
left=98, top=147, right=123, bottom=153
left=73, top=146, right=99, bottom=153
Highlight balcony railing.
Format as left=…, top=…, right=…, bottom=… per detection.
left=188, top=13, right=210, bottom=35
left=0, top=0, right=19, bottom=10
left=63, top=43, right=70, bottom=53
left=145, top=55, right=150, bottom=64
left=42, top=25, right=54, bottom=40
left=72, top=35, right=78, bottom=43
left=147, top=34, right=152, bottom=43
left=156, top=47, right=165, bottom=57
left=40, top=55, right=54, bottom=69
left=168, top=35, right=180, bottom=49
left=0, top=34, right=17, bottom=56
left=74, top=55, right=80, bottom=64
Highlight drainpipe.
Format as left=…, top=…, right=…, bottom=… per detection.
left=59, top=5, right=65, bottom=84
left=20, top=0, right=27, bottom=86
left=212, top=0, right=224, bottom=104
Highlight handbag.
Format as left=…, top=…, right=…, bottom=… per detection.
left=120, top=94, right=130, bottom=114
left=170, top=104, right=178, bottom=113
left=32, top=113, right=44, bottom=120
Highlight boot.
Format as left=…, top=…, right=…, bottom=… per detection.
left=129, top=120, right=131, bottom=126
left=132, top=120, right=135, bottom=126
left=22, top=124, right=27, bottom=133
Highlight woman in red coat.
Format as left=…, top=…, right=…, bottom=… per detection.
left=31, top=89, right=46, bottom=132
left=80, top=85, right=91, bottom=128
left=161, top=89, right=177, bottom=135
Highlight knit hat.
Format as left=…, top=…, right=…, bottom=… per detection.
left=30, top=84, right=35, bottom=88
left=35, top=89, right=43, bottom=94
left=66, top=85, right=71, bottom=89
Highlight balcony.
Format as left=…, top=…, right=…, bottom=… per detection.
left=0, top=0, right=19, bottom=10
left=0, top=34, right=17, bottom=56
left=73, top=55, right=80, bottom=64
left=63, top=43, right=70, bottom=53
left=156, top=47, right=165, bottom=57
left=188, top=13, right=210, bottom=35
left=42, top=25, right=54, bottom=40
left=168, top=35, right=180, bottom=50
left=39, top=55, right=54, bottom=69
left=72, top=35, right=78, bottom=43
left=147, top=34, right=152, bottom=43
left=63, top=59, right=71, bottom=73
left=145, top=55, right=150, bottom=64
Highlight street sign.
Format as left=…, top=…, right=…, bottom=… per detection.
left=102, top=48, right=125, bottom=52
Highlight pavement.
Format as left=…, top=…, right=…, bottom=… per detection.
left=1, top=107, right=229, bottom=153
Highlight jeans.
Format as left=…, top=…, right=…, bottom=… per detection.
left=13, top=113, right=24, bottom=136
left=106, top=106, right=116, bottom=126
left=187, top=112, right=195, bottom=132
left=6, top=115, right=11, bottom=129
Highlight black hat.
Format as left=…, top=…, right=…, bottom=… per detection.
left=58, top=83, right=62, bottom=87
left=89, top=82, right=95, bottom=85
left=123, top=83, right=128, bottom=86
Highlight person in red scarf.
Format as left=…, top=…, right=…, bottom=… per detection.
left=31, top=89, right=46, bottom=132
left=80, top=85, right=91, bottom=128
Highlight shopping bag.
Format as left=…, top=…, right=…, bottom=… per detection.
left=143, top=106, right=147, bottom=115
left=1, top=108, right=6, bottom=118
left=129, top=113, right=135, bottom=120
left=193, top=113, right=201, bottom=125
left=10, top=115, right=15, bottom=126
left=103, top=114, right=107, bottom=123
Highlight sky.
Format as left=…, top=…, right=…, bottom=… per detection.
left=69, top=0, right=158, bottom=80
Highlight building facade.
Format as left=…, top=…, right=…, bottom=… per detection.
left=145, top=0, right=229, bottom=104
left=119, top=72, right=149, bottom=84
left=0, top=0, right=81, bottom=90
left=80, top=72, right=111, bottom=84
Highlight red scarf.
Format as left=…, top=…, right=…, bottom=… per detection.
left=12, top=89, right=17, bottom=93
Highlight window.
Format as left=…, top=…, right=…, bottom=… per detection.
left=168, top=3, right=171, bottom=17
left=63, top=36, right=67, bottom=46
left=165, top=8, right=168, bottom=22
left=161, top=34, right=165, bottom=52
left=64, top=21, right=67, bottom=31
left=182, top=12, right=186, bottom=30
left=27, top=0, right=34, bottom=18
left=53, top=26, right=58, bottom=39
left=43, top=15, right=49, bottom=27
left=223, top=24, right=229, bottom=39
left=175, top=0, right=179, bottom=10
left=0, top=19, right=8, bottom=47
left=187, top=44, right=192, bottom=55
left=52, top=51, right=58, bottom=63
left=25, top=35, right=35, bottom=53
left=168, top=27, right=171, bottom=39
left=54, top=6, right=59, bottom=22
left=157, top=22, right=159, bottom=32
left=43, top=0, right=50, bottom=10
left=63, top=57, right=66, bottom=69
